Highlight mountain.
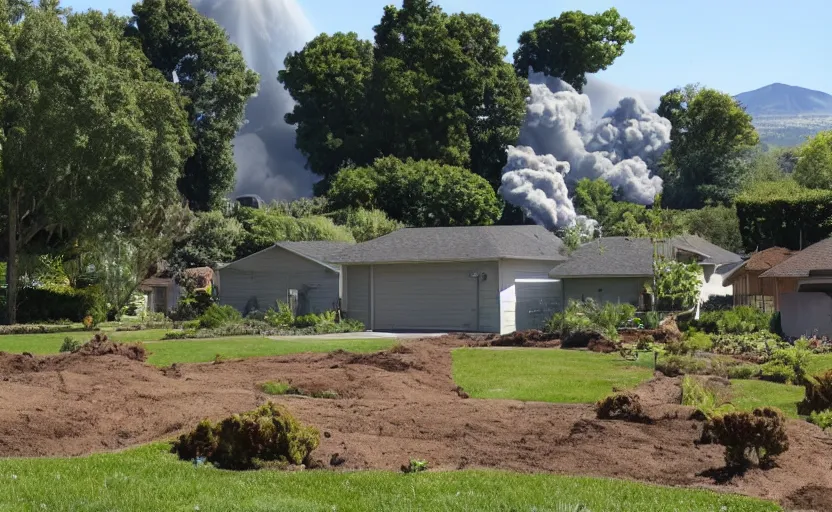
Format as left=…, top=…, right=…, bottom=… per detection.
left=735, top=83, right=832, bottom=117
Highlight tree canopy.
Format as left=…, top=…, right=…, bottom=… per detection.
left=279, top=0, right=527, bottom=188
left=513, top=8, right=635, bottom=91
left=128, top=0, right=259, bottom=211
left=658, top=85, right=759, bottom=209
left=327, top=157, right=503, bottom=228
left=0, top=3, right=194, bottom=322
left=793, top=131, right=832, bottom=190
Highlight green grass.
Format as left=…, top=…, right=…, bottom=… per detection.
left=0, top=329, right=170, bottom=355
left=260, top=380, right=293, bottom=395
left=729, top=379, right=804, bottom=418
left=143, top=337, right=396, bottom=367
left=0, top=443, right=778, bottom=512
left=807, top=353, right=832, bottom=376
left=452, top=348, right=654, bottom=403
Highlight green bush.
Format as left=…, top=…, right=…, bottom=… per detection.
left=693, top=307, right=772, bottom=335
left=656, top=355, right=708, bottom=377
left=809, top=410, right=832, bottom=431
left=760, top=342, right=811, bottom=384
left=198, top=305, right=242, bottom=330
left=701, top=407, right=789, bottom=467
left=682, top=376, right=734, bottom=419
left=797, top=370, right=832, bottom=415
left=16, top=286, right=106, bottom=324
left=169, top=290, right=214, bottom=321
left=260, top=381, right=302, bottom=396
left=760, top=362, right=797, bottom=384
left=685, top=331, right=714, bottom=352
left=546, top=300, right=635, bottom=340
left=171, top=402, right=320, bottom=470
left=264, top=301, right=294, bottom=329
left=293, top=314, right=321, bottom=329
left=59, top=336, right=82, bottom=353
left=711, top=331, right=786, bottom=357
left=642, top=311, right=660, bottom=329
left=727, top=364, right=761, bottom=380
left=595, top=392, right=649, bottom=423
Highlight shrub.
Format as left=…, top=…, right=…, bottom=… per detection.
left=198, top=304, right=242, bottom=330
left=401, top=459, right=429, bottom=474
left=760, top=362, right=797, bottom=384
left=595, top=392, right=649, bottom=423
left=701, top=407, right=789, bottom=467
left=797, top=370, right=832, bottom=415
left=682, top=376, right=734, bottom=419
left=711, top=331, right=785, bottom=357
left=16, top=286, right=106, bottom=324
left=59, top=336, right=82, bottom=353
left=293, top=314, right=321, bottom=329
left=260, top=381, right=301, bottom=396
left=163, top=330, right=195, bottom=340
left=656, top=355, right=708, bottom=377
left=546, top=299, right=635, bottom=340
left=171, top=402, right=320, bottom=470
left=642, top=311, right=660, bottom=329
left=809, top=410, right=832, bottom=431
left=761, top=342, right=811, bottom=384
left=685, top=331, right=714, bottom=352
left=701, top=295, right=733, bottom=311
left=769, top=311, right=783, bottom=337
left=727, top=364, right=761, bottom=380
left=169, top=290, right=214, bottom=322
left=264, top=302, right=294, bottom=329
left=635, top=335, right=655, bottom=351
left=693, top=307, right=772, bottom=335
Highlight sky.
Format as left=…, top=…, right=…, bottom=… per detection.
left=67, top=0, right=831, bottom=96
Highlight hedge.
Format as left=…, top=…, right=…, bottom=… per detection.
left=15, top=286, right=106, bottom=324
left=736, top=181, right=832, bottom=252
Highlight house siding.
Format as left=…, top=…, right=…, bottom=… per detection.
left=218, top=248, right=340, bottom=315
left=343, top=265, right=370, bottom=327
left=499, top=259, right=563, bottom=334
left=562, top=277, right=648, bottom=307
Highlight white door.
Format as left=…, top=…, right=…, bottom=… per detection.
left=373, top=263, right=480, bottom=331
left=515, top=279, right=562, bottom=331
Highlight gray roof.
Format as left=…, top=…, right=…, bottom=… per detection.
left=329, top=225, right=567, bottom=264
left=274, top=242, right=354, bottom=265
left=669, top=235, right=742, bottom=265
left=549, top=237, right=655, bottom=278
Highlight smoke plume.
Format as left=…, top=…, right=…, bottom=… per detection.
left=191, top=0, right=318, bottom=201
left=500, top=72, right=671, bottom=229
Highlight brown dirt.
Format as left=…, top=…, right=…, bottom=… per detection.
left=1, top=335, right=831, bottom=508
left=487, top=329, right=561, bottom=347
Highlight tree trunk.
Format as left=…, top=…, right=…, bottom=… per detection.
left=7, top=191, right=17, bottom=325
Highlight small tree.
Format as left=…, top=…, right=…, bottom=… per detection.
left=653, top=257, right=703, bottom=311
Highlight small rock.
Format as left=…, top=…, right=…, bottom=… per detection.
left=324, top=431, right=331, bottom=439
left=330, top=453, right=346, bottom=467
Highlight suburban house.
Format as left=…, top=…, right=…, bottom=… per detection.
left=723, top=247, right=798, bottom=312
left=217, top=241, right=350, bottom=316
left=549, top=235, right=742, bottom=309
left=329, top=225, right=567, bottom=334
left=759, top=238, right=832, bottom=338
left=140, top=266, right=214, bottom=313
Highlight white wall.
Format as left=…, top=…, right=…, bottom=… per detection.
left=699, top=264, right=734, bottom=302
left=499, top=259, right=563, bottom=334
left=779, top=292, right=832, bottom=338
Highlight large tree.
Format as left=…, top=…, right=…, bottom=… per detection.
left=0, top=3, right=193, bottom=323
left=327, top=157, right=503, bottom=228
left=513, top=8, right=635, bottom=92
left=128, top=0, right=259, bottom=210
left=793, top=131, right=832, bottom=190
left=658, top=85, right=759, bottom=209
left=279, top=0, right=527, bottom=189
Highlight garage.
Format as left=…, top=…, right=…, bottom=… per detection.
left=514, top=279, right=562, bottom=331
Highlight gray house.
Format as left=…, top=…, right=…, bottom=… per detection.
left=330, top=225, right=567, bottom=334
left=550, top=235, right=742, bottom=308
left=217, top=242, right=351, bottom=316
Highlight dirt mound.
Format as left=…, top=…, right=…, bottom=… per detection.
left=587, top=338, right=620, bottom=353
left=0, top=333, right=830, bottom=508
left=562, top=330, right=606, bottom=348
left=490, top=330, right=561, bottom=347
left=0, top=352, right=50, bottom=374
left=783, top=485, right=832, bottom=511
left=75, top=335, right=147, bottom=362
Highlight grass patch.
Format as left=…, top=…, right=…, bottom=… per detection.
left=452, top=348, right=653, bottom=403
left=730, top=379, right=804, bottom=418
left=144, top=337, right=396, bottom=367
left=0, top=443, right=778, bottom=511
left=0, top=329, right=170, bottom=355
left=807, top=353, right=832, bottom=375
left=260, top=380, right=295, bottom=395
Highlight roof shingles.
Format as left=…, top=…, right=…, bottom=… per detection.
left=760, top=238, right=832, bottom=278
left=330, top=225, right=567, bottom=264
left=549, top=237, right=655, bottom=278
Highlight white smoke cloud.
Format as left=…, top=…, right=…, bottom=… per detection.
left=500, top=72, right=671, bottom=230
left=583, top=76, right=662, bottom=119
left=191, top=0, right=318, bottom=201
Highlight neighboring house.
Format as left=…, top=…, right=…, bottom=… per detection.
left=760, top=238, right=832, bottom=338
left=329, top=225, right=567, bottom=334
left=140, top=266, right=214, bottom=314
left=723, top=247, right=798, bottom=312
left=549, top=235, right=742, bottom=309
left=217, top=242, right=350, bottom=316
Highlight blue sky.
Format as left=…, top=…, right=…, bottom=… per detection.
left=67, top=0, right=829, bottom=96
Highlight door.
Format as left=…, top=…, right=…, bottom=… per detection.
left=152, top=286, right=167, bottom=313
left=373, top=263, right=480, bottom=331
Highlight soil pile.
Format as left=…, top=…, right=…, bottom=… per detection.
left=489, top=330, right=560, bottom=347
left=0, top=335, right=830, bottom=508
left=75, top=334, right=147, bottom=361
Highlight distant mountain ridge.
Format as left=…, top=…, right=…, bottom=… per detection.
left=735, top=83, right=832, bottom=117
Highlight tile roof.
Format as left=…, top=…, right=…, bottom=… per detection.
left=329, top=225, right=567, bottom=264
left=549, top=237, right=655, bottom=278
left=760, top=238, right=832, bottom=278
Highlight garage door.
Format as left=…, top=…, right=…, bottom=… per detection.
left=373, top=263, right=481, bottom=331
left=515, top=279, right=562, bottom=331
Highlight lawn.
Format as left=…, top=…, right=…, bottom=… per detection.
left=807, top=353, right=832, bottom=376
left=729, top=380, right=804, bottom=418
left=142, top=337, right=396, bottom=367
left=452, top=348, right=654, bottom=403
left=0, top=329, right=171, bottom=355
left=0, top=443, right=778, bottom=512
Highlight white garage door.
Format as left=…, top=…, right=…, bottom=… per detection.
left=373, top=263, right=479, bottom=331
left=515, top=279, right=562, bottom=331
